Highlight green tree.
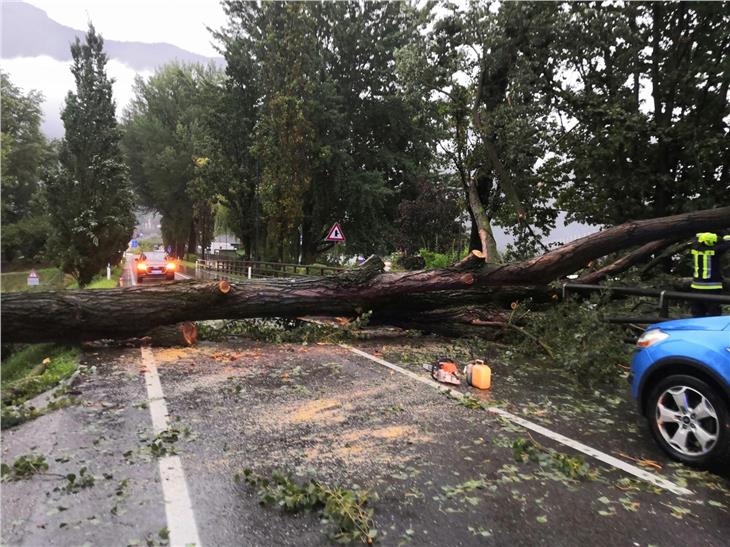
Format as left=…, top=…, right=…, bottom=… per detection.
left=122, top=63, right=224, bottom=257
left=216, top=0, right=435, bottom=263
left=395, top=177, right=465, bottom=255
left=45, top=24, right=135, bottom=286
left=397, top=1, right=561, bottom=262
left=0, top=71, right=52, bottom=263
left=550, top=2, right=730, bottom=225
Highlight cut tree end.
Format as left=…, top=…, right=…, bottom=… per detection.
left=218, top=280, right=231, bottom=294
left=181, top=322, right=198, bottom=345
left=453, top=250, right=488, bottom=271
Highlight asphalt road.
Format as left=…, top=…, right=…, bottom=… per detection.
left=2, top=335, right=729, bottom=547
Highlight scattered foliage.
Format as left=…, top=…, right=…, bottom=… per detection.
left=512, top=438, right=599, bottom=481
left=58, top=466, right=96, bottom=494
left=1, top=454, right=48, bottom=481
left=1, top=397, right=76, bottom=430
left=238, top=468, right=378, bottom=544
left=198, top=312, right=372, bottom=344
left=517, top=298, right=632, bottom=385
left=147, top=427, right=183, bottom=457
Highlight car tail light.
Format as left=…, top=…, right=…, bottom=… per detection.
left=166, top=262, right=176, bottom=271
left=636, top=329, right=669, bottom=348
left=136, top=262, right=148, bottom=271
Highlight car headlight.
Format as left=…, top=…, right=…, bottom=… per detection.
left=166, top=262, right=176, bottom=270
left=636, top=329, right=669, bottom=348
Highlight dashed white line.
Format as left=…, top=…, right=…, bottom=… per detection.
left=141, top=347, right=202, bottom=547
left=341, top=344, right=692, bottom=497
left=126, top=253, right=137, bottom=287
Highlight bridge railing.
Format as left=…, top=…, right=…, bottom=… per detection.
left=195, top=259, right=347, bottom=279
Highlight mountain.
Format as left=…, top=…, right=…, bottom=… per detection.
left=1, top=1, right=225, bottom=137
left=1, top=1, right=224, bottom=71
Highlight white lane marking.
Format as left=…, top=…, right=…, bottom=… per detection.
left=141, top=347, right=203, bottom=547
left=175, top=272, right=192, bottom=280
left=127, top=253, right=137, bottom=287
left=341, top=344, right=692, bottom=497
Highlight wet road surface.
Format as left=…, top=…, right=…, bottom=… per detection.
left=2, top=335, right=729, bottom=546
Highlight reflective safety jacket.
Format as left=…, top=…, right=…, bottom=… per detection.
left=691, top=232, right=730, bottom=290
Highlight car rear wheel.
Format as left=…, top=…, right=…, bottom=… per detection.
left=647, top=374, right=730, bottom=467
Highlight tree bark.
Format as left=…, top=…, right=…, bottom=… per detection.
left=2, top=207, right=728, bottom=344
left=145, top=322, right=198, bottom=347
left=576, top=238, right=676, bottom=284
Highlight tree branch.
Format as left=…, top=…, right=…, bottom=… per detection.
left=576, top=238, right=676, bottom=284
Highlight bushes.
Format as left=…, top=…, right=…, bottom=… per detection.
left=0, top=215, right=50, bottom=263
left=418, top=247, right=467, bottom=269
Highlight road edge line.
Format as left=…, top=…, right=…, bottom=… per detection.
left=341, top=344, right=692, bottom=497
left=141, top=347, right=203, bottom=547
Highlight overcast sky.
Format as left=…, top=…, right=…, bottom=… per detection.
left=4, top=0, right=229, bottom=136
left=21, top=0, right=228, bottom=57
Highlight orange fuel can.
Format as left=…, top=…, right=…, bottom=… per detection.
left=466, top=360, right=492, bottom=390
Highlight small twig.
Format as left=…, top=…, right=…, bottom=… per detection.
left=615, top=452, right=662, bottom=471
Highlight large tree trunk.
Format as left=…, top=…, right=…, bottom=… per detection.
left=3, top=207, right=728, bottom=344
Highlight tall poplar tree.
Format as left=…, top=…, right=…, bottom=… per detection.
left=46, top=24, right=135, bottom=286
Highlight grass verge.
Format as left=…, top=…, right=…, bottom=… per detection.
left=67, top=266, right=123, bottom=289
left=0, top=268, right=73, bottom=293
left=1, top=344, right=81, bottom=429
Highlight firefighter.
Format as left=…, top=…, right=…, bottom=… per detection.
left=689, top=232, right=730, bottom=317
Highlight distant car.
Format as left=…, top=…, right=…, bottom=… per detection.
left=134, top=251, right=178, bottom=283
left=630, top=316, right=730, bottom=467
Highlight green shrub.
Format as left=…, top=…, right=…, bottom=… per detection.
left=418, top=247, right=467, bottom=269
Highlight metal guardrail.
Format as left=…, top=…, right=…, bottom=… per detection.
left=561, top=282, right=730, bottom=323
left=196, top=259, right=347, bottom=279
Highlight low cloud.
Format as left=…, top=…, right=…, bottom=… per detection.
left=3, top=55, right=152, bottom=138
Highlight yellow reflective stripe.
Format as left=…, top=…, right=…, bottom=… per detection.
left=724, top=235, right=730, bottom=241
left=692, top=249, right=715, bottom=279
left=691, top=249, right=700, bottom=278
left=691, top=282, right=722, bottom=290
left=704, top=250, right=714, bottom=279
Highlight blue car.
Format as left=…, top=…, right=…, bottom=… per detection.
left=630, top=315, right=730, bottom=467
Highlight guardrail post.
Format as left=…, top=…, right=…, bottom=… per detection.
left=658, top=290, right=669, bottom=318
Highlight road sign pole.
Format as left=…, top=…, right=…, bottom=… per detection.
left=107, top=263, right=111, bottom=280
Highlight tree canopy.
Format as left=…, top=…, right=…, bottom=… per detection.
left=45, top=24, right=135, bottom=285
left=0, top=71, right=52, bottom=263
left=11, top=1, right=727, bottom=274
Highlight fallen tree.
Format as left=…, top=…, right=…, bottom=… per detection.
left=2, top=206, right=729, bottom=343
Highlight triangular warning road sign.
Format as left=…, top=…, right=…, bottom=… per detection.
left=325, top=222, right=346, bottom=242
